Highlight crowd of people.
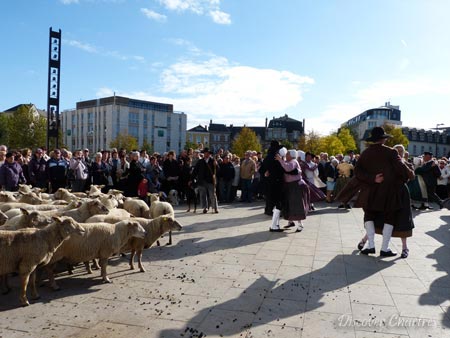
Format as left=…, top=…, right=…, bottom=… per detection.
left=0, top=129, right=449, bottom=257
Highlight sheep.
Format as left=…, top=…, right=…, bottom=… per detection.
left=56, top=199, right=109, bottom=223
left=17, top=192, right=47, bottom=205
left=45, top=220, right=146, bottom=290
left=53, top=188, right=79, bottom=202
left=0, top=216, right=85, bottom=306
left=0, top=202, right=69, bottom=213
left=85, top=208, right=133, bottom=223
left=126, top=215, right=182, bottom=272
left=3, top=200, right=82, bottom=219
left=123, top=198, right=149, bottom=217
left=149, top=193, right=175, bottom=245
left=0, top=191, right=17, bottom=203
left=0, top=209, right=52, bottom=230
left=0, top=210, right=8, bottom=226
left=98, top=194, right=120, bottom=210
left=87, top=185, right=104, bottom=198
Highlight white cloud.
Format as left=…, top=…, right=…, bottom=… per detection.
left=97, top=55, right=314, bottom=128
left=399, top=58, right=410, bottom=71
left=209, top=10, right=231, bottom=24
left=401, top=39, right=408, bottom=47
left=60, top=0, right=79, bottom=4
left=63, top=39, right=98, bottom=53
left=141, top=8, right=167, bottom=22
left=158, top=0, right=231, bottom=24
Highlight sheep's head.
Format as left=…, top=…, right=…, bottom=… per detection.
left=125, top=220, right=146, bottom=239
left=24, top=210, right=53, bottom=228
left=88, top=185, right=104, bottom=197
left=88, top=200, right=110, bottom=215
left=54, top=188, right=70, bottom=200
left=52, top=216, right=85, bottom=237
left=160, top=215, right=183, bottom=232
left=149, top=193, right=160, bottom=203
left=18, top=192, right=45, bottom=205
left=0, top=191, right=16, bottom=202
left=18, top=184, right=33, bottom=194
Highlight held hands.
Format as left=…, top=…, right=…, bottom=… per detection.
left=374, top=173, right=384, bottom=183
left=275, top=154, right=281, bottom=161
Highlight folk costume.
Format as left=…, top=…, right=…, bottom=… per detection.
left=355, top=127, right=414, bottom=257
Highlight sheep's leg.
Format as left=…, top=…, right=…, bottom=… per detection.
left=137, top=250, right=145, bottom=272
left=129, top=250, right=136, bottom=270
left=92, top=259, right=100, bottom=270
left=67, top=264, right=74, bottom=275
left=156, top=240, right=161, bottom=247
left=29, top=270, right=40, bottom=300
left=84, top=262, right=93, bottom=274
left=45, top=265, right=60, bottom=291
left=19, top=272, right=31, bottom=306
left=167, top=231, right=172, bottom=246
left=99, top=258, right=111, bottom=283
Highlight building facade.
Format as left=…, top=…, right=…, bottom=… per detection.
left=186, top=125, right=209, bottom=148
left=342, top=102, right=402, bottom=151
left=402, top=127, right=449, bottom=157
left=61, top=96, right=186, bottom=154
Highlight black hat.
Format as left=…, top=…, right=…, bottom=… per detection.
left=423, top=151, right=433, bottom=156
left=365, top=127, right=392, bottom=142
left=201, top=147, right=211, bottom=153
left=5, top=152, right=13, bottom=158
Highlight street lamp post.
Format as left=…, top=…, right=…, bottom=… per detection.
left=435, top=123, right=444, bottom=156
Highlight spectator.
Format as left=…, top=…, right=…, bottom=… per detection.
left=231, top=157, right=241, bottom=202
left=217, top=155, right=235, bottom=203
left=240, top=151, right=256, bottom=203
left=69, top=149, right=89, bottom=192
left=28, top=148, right=48, bottom=189
left=0, top=152, right=26, bottom=191
left=437, top=160, right=450, bottom=200
left=125, top=151, right=144, bottom=197
left=91, top=152, right=109, bottom=187
left=46, top=149, right=68, bottom=193
left=162, top=150, right=180, bottom=194
left=192, top=147, right=218, bottom=213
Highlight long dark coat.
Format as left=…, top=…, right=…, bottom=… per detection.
left=354, top=143, right=414, bottom=211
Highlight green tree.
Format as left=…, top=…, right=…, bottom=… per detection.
left=141, top=139, right=154, bottom=154
left=280, top=139, right=293, bottom=150
left=304, top=130, right=322, bottom=154
left=7, top=105, right=47, bottom=149
left=382, top=123, right=409, bottom=148
left=184, top=140, right=197, bottom=151
left=0, top=114, right=9, bottom=146
left=231, top=127, right=262, bottom=157
left=337, top=127, right=357, bottom=153
left=110, top=132, right=138, bottom=152
left=297, top=134, right=306, bottom=151
left=318, top=135, right=345, bottom=155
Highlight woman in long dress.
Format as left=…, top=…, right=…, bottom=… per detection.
left=275, top=149, right=309, bottom=232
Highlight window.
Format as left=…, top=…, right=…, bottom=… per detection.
left=129, top=126, right=138, bottom=138
left=158, top=130, right=164, bottom=137
left=129, top=112, right=139, bottom=124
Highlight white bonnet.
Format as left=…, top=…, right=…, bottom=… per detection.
left=278, top=147, right=287, bottom=157
left=297, top=150, right=305, bottom=161
left=288, top=149, right=297, bottom=158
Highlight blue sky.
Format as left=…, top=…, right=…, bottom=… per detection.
left=1, top=0, right=449, bottom=134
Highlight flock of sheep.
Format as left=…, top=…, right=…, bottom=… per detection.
left=0, top=185, right=182, bottom=306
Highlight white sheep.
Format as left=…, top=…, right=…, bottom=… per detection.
left=45, top=220, right=146, bottom=290
left=4, top=200, right=82, bottom=219
left=87, top=185, right=104, bottom=198
left=55, top=199, right=109, bottom=223
left=85, top=208, right=133, bottom=223
left=0, top=209, right=53, bottom=230
left=17, top=192, right=47, bottom=205
left=0, top=216, right=85, bottom=306
left=149, top=193, right=175, bottom=245
left=0, top=191, right=18, bottom=203
left=0, top=202, right=70, bottom=213
left=125, top=215, right=182, bottom=272
left=0, top=210, right=8, bottom=226
left=122, top=198, right=150, bottom=217
left=53, top=188, right=79, bottom=203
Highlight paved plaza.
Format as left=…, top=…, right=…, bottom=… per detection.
left=1, top=201, right=450, bottom=338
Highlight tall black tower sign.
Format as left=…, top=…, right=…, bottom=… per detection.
left=47, top=27, right=62, bottom=150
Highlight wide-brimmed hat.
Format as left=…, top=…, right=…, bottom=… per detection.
left=365, top=127, right=392, bottom=142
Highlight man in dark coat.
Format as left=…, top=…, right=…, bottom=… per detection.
left=355, top=127, right=414, bottom=257
left=415, top=151, right=444, bottom=209
left=0, top=152, right=26, bottom=191
left=192, top=148, right=218, bottom=213
left=260, top=140, right=285, bottom=232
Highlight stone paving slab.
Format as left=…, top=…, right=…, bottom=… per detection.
left=0, top=201, right=449, bottom=337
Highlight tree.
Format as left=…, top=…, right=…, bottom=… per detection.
left=382, top=123, right=409, bottom=148
left=184, top=140, right=197, bottom=151
left=303, top=130, right=322, bottom=154
left=318, top=135, right=345, bottom=155
left=280, top=139, right=293, bottom=150
left=337, top=127, right=357, bottom=153
left=141, top=139, right=153, bottom=154
left=297, top=134, right=306, bottom=151
left=110, top=132, right=138, bottom=152
left=231, top=127, right=262, bottom=157
left=7, top=105, right=47, bottom=150
left=0, top=114, right=9, bottom=146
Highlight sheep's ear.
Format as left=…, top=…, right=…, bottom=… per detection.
left=18, top=191, right=25, bottom=195
left=109, top=195, right=114, bottom=199
left=52, top=216, right=62, bottom=222
left=20, top=208, right=30, bottom=215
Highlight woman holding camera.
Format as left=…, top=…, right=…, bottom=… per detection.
left=69, top=149, right=89, bottom=192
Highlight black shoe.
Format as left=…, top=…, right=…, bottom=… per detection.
left=426, top=205, right=433, bottom=210
left=345, top=204, right=352, bottom=209
left=357, top=241, right=365, bottom=251
left=284, top=222, right=296, bottom=229
left=361, top=247, right=375, bottom=255
left=418, top=204, right=427, bottom=210
left=203, top=208, right=207, bottom=214
left=400, top=249, right=409, bottom=258
left=379, top=249, right=397, bottom=257
left=411, top=205, right=419, bottom=210
left=338, top=204, right=345, bottom=209
left=269, top=228, right=285, bottom=232
left=310, top=205, right=315, bottom=211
